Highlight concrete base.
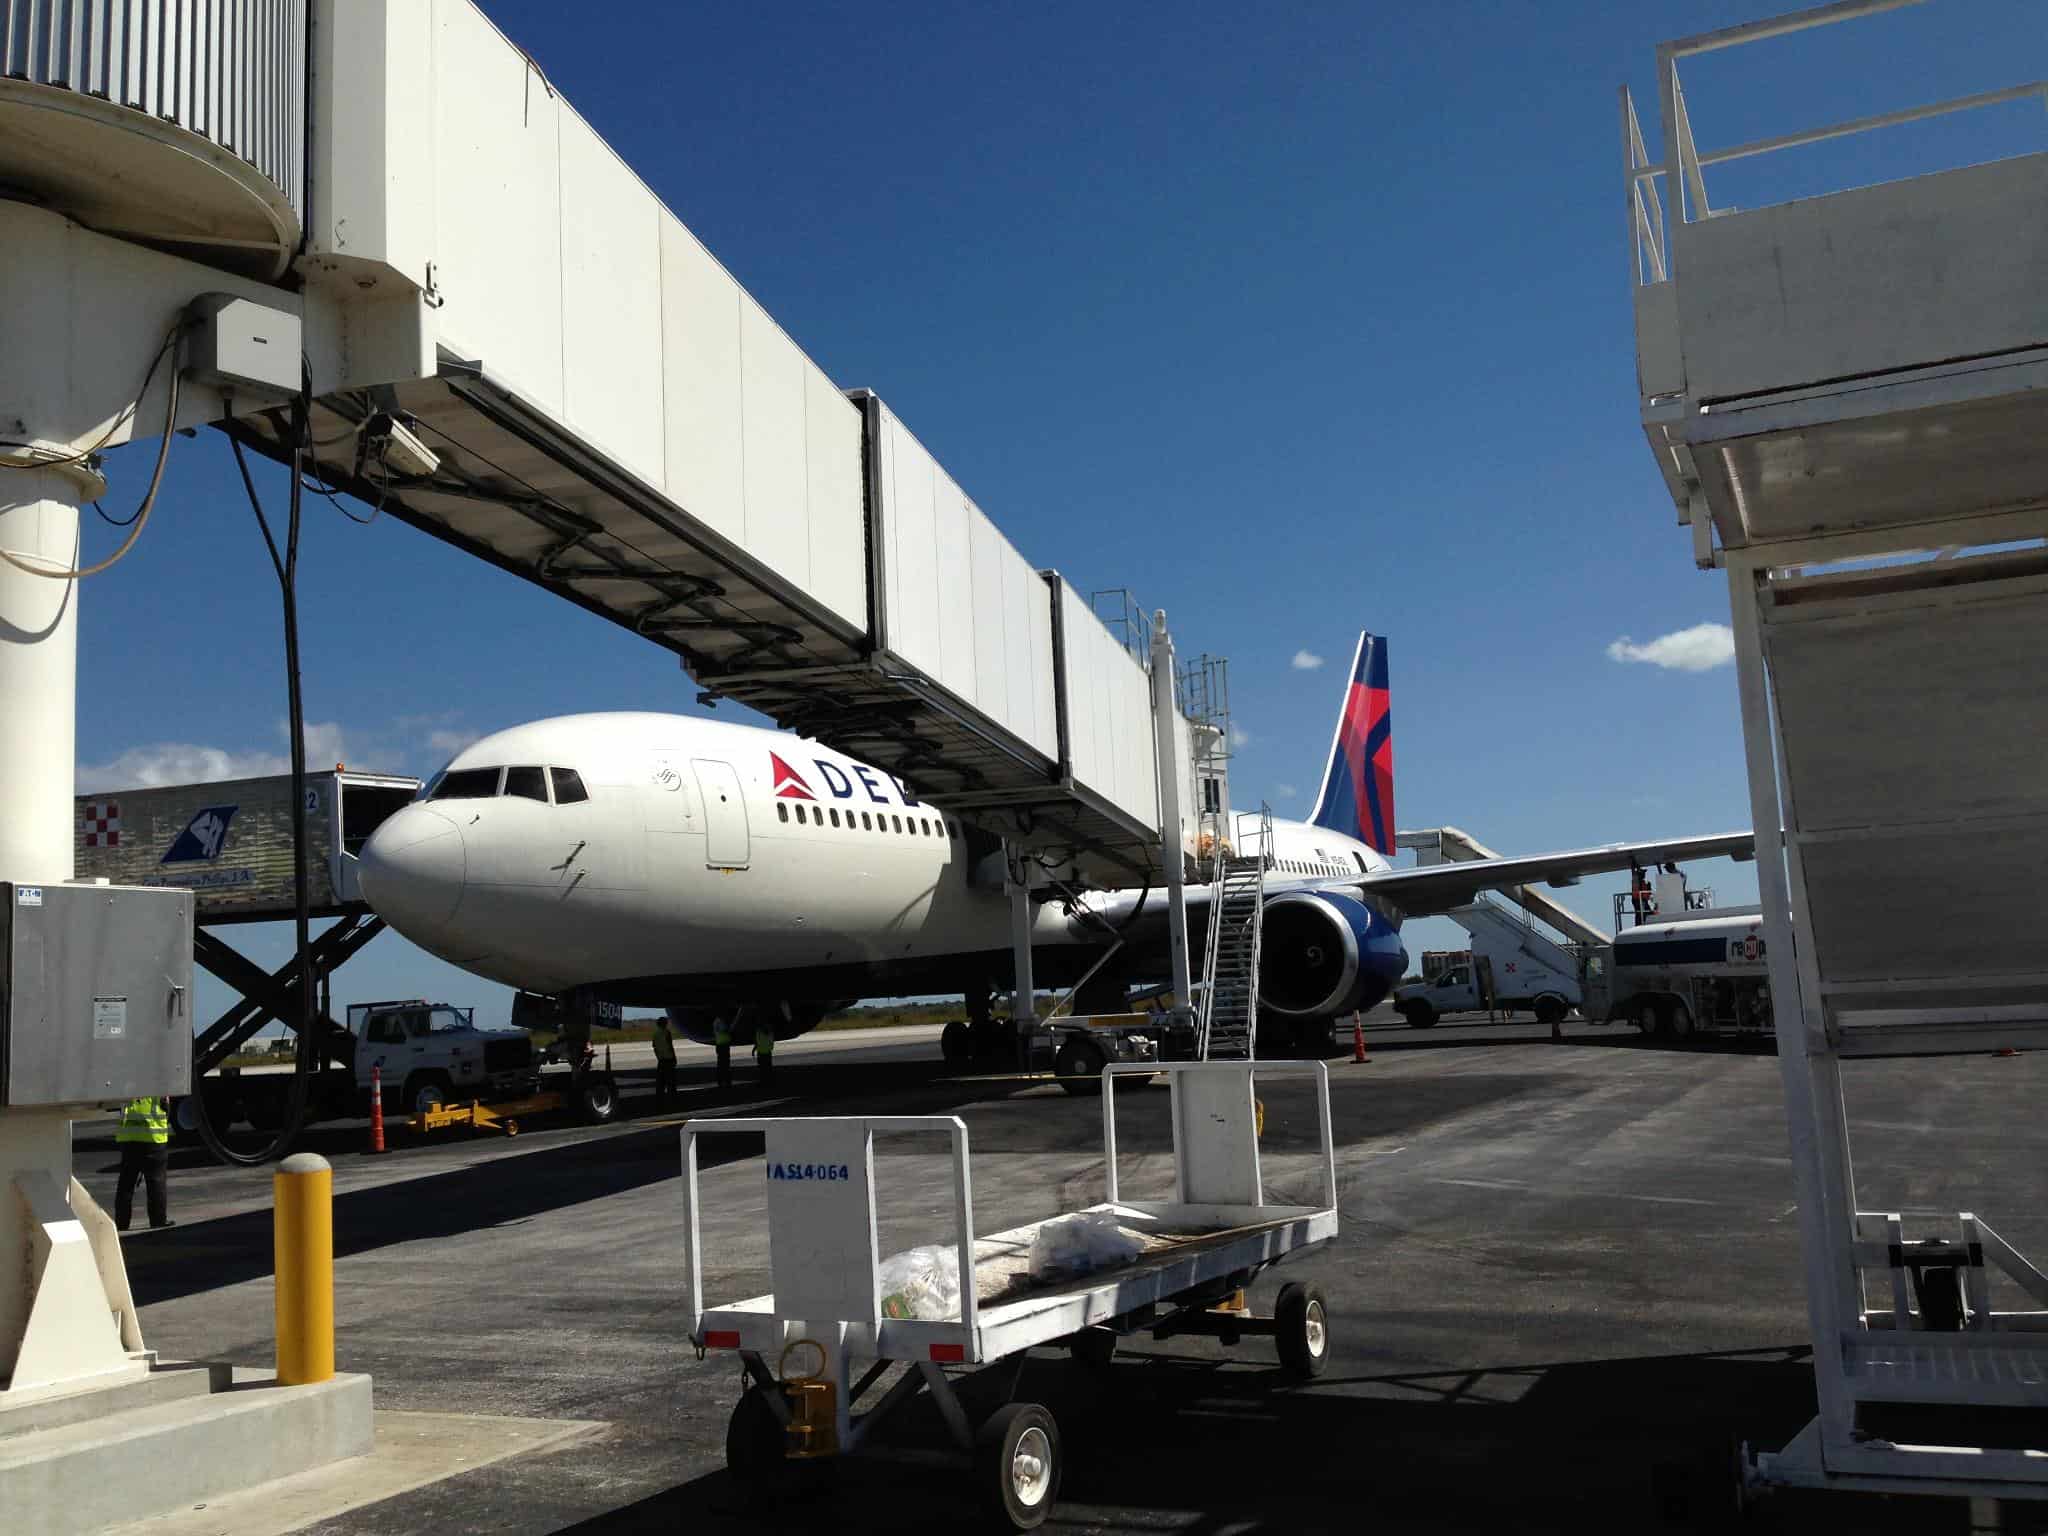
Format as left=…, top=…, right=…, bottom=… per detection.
left=0, top=1364, right=372, bottom=1536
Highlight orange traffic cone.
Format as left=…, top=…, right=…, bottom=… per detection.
left=368, top=1065, right=386, bottom=1154
left=1352, top=1012, right=1368, bottom=1064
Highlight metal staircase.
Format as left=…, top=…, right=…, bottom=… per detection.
left=1197, top=805, right=1269, bottom=1060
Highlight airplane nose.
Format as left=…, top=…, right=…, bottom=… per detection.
left=358, top=805, right=466, bottom=941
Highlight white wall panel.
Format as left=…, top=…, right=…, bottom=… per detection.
left=969, top=510, right=1010, bottom=728
left=930, top=468, right=976, bottom=701
left=658, top=222, right=744, bottom=548
left=1054, top=581, right=1160, bottom=832
left=559, top=109, right=665, bottom=488
left=1026, top=581, right=1058, bottom=757
left=739, top=295, right=811, bottom=590
left=430, top=0, right=562, bottom=413
left=804, top=370, right=864, bottom=629
left=883, top=420, right=940, bottom=676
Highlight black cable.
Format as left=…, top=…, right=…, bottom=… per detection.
left=93, top=500, right=142, bottom=528
left=197, top=373, right=321, bottom=1167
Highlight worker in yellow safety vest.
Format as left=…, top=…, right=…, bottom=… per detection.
left=651, top=1013, right=678, bottom=1108
left=114, top=1095, right=173, bottom=1232
left=754, top=1004, right=778, bottom=1088
left=712, top=1012, right=734, bottom=1095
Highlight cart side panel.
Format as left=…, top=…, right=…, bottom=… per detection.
left=764, top=1121, right=881, bottom=1328
left=1171, top=1068, right=1263, bottom=1207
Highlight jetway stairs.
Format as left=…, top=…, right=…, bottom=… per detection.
left=1196, top=807, right=1270, bottom=1060
left=1396, top=828, right=1606, bottom=949
left=1624, top=0, right=2048, bottom=1502
left=1445, top=893, right=1581, bottom=984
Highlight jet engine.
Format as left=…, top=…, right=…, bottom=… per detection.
left=664, top=1000, right=834, bottom=1045
left=1256, top=891, right=1408, bottom=1019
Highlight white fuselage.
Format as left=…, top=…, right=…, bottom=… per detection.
left=357, top=712, right=1391, bottom=1005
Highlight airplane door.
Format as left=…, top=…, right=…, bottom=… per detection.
left=692, top=759, right=750, bottom=869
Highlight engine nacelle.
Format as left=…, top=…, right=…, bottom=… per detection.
left=1257, top=891, right=1408, bottom=1019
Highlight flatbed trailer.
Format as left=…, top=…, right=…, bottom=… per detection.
left=684, top=1060, right=1336, bottom=1528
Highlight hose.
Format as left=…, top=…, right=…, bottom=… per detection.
left=0, top=340, right=180, bottom=580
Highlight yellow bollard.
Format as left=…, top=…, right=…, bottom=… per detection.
left=274, top=1152, right=334, bottom=1385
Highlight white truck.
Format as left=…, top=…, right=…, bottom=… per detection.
left=188, top=998, right=545, bottom=1131
left=1391, top=898, right=1582, bottom=1028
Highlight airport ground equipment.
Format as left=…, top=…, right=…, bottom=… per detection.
left=1625, top=0, right=2048, bottom=1500
left=1396, top=828, right=1607, bottom=949
left=1579, top=910, right=1772, bottom=1040
left=683, top=1060, right=1336, bottom=1528
left=72, top=769, right=419, bottom=1124
left=1393, top=893, right=1581, bottom=1028
left=1196, top=806, right=1270, bottom=1060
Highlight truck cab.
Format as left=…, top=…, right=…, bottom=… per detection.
left=347, top=1000, right=538, bottom=1114
left=1393, top=965, right=1477, bottom=1028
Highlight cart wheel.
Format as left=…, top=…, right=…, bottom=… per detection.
left=1053, top=1039, right=1105, bottom=1096
left=725, top=1387, right=785, bottom=1507
left=1068, top=1327, right=1117, bottom=1370
left=977, top=1402, right=1060, bottom=1530
left=1274, top=1283, right=1330, bottom=1380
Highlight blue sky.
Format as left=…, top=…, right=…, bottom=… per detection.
left=70, top=0, right=2045, bottom=1025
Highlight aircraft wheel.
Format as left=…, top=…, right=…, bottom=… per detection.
left=1054, top=1038, right=1105, bottom=1095
left=941, top=1020, right=971, bottom=1062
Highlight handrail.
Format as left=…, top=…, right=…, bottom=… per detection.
left=1623, top=0, right=2048, bottom=286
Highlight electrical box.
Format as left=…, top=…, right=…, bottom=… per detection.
left=183, top=293, right=302, bottom=403
left=1, top=883, right=193, bottom=1107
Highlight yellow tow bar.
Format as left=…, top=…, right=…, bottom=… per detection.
left=414, top=1092, right=563, bottom=1138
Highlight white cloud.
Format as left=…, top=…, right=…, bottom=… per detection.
left=78, top=720, right=352, bottom=793
left=1291, top=649, right=1324, bottom=671
left=1229, top=724, right=1251, bottom=748
left=1605, top=623, right=1734, bottom=672
left=425, top=727, right=479, bottom=757
left=1276, top=783, right=1299, bottom=799
left=77, top=744, right=290, bottom=793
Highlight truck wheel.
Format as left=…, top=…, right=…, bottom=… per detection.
left=1274, top=1282, right=1331, bottom=1380
left=405, top=1073, right=452, bottom=1116
left=1670, top=1003, right=1697, bottom=1042
left=576, top=1071, right=619, bottom=1124
left=977, top=1402, right=1060, bottom=1530
left=1053, top=1038, right=1105, bottom=1096
left=1400, top=1001, right=1437, bottom=1030
left=1533, top=996, right=1566, bottom=1027
left=725, top=1387, right=786, bottom=1508
left=941, top=1020, right=970, bottom=1062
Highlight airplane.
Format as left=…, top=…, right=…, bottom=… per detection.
left=357, top=633, right=1753, bottom=1053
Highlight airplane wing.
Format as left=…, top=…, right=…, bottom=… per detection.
left=1347, top=830, right=1755, bottom=920
left=1069, top=830, right=1755, bottom=934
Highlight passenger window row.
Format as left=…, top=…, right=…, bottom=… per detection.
left=428, top=766, right=589, bottom=804
left=777, top=801, right=961, bottom=840
left=1275, top=859, right=1353, bottom=877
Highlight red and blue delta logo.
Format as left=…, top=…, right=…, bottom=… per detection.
left=769, top=753, right=816, bottom=800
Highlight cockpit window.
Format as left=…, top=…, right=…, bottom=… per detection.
left=551, top=768, right=589, bottom=804
left=430, top=768, right=502, bottom=800
left=504, top=766, right=547, bottom=802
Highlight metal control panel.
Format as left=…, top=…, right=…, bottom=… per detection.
left=1, top=882, right=193, bottom=1106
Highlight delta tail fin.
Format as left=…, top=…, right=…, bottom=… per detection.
left=1309, top=632, right=1394, bottom=855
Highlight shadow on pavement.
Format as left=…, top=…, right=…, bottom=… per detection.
left=535, top=1343, right=2011, bottom=1534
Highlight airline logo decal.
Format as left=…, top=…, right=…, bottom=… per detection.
left=771, top=752, right=923, bottom=808
left=770, top=753, right=816, bottom=801
left=161, top=805, right=240, bottom=865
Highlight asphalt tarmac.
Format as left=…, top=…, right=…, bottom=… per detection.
left=73, top=1012, right=2048, bottom=1534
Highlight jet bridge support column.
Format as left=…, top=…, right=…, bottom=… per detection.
left=1149, top=613, right=1193, bottom=1028
left=1008, top=864, right=1036, bottom=1060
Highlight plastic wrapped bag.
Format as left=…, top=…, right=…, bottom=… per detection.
left=878, top=1244, right=961, bottom=1320
left=1026, top=1212, right=1143, bottom=1283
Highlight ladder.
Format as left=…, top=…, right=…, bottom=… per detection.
left=1197, top=805, right=1269, bottom=1060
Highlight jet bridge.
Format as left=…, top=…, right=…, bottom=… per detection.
left=1625, top=0, right=2048, bottom=1502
